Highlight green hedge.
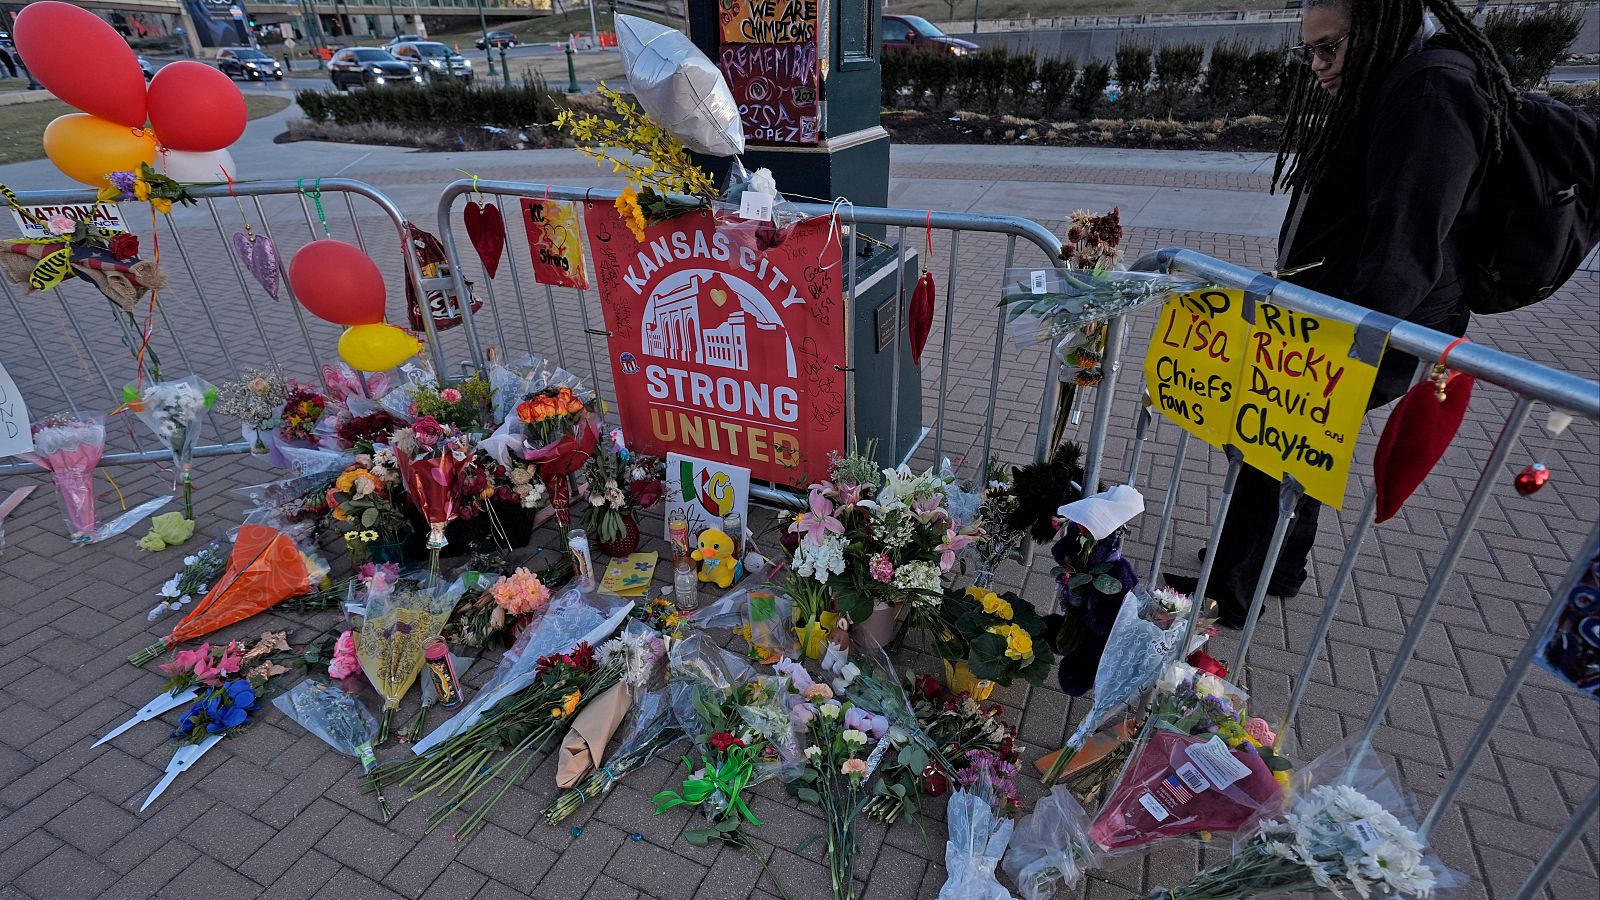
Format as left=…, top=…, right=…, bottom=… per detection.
left=295, top=76, right=560, bottom=128
left=1484, top=5, right=1586, bottom=90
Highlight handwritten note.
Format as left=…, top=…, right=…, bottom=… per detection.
left=719, top=0, right=818, bottom=43
left=718, top=43, right=820, bottom=145
left=1144, top=290, right=1385, bottom=507
left=0, top=359, right=35, bottom=459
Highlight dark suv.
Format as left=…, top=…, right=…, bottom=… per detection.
left=390, top=41, right=472, bottom=82
left=880, top=15, right=979, bottom=57
left=328, top=47, right=420, bottom=90
left=475, top=30, right=518, bottom=50
left=218, top=47, right=284, bottom=81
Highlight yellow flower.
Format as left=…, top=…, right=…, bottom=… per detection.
left=151, top=197, right=173, bottom=215
left=988, top=624, right=1032, bottom=662
left=336, top=468, right=377, bottom=495
left=614, top=189, right=647, bottom=243
left=977, top=590, right=1013, bottom=621
left=133, top=180, right=151, bottom=201
left=552, top=690, right=581, bottom=718
left=1273, top=769, right=1292, bottom=790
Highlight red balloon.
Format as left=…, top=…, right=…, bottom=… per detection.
left=147, top=62, right=247, bottom=152
left=288, top=240, right=387, bottom=326
left=14, top=2, right=147, bottom=128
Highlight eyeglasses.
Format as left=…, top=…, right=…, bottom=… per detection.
left=1288, top=33, right=1349, bottom=65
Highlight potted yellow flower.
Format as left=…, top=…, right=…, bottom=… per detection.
left=932, top=586, right=1055, bottom=699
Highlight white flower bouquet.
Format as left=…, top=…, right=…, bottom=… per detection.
left=131, top=375, right=215, bottom=520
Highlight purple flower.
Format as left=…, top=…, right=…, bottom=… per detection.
left=844, top=707, right=889, bottom=740
left=108, top=170, right=137, bottom=198
left=788, top=700, right=818, bottom=730
left=774, top=658, right=815, bottom=693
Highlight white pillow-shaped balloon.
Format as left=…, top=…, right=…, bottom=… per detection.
left=617, top=15, right=744, bottom=158
left=156, top=147, right=239, bottom=183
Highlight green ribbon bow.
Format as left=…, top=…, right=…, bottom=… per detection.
left=650, top=745, right=762, bottom=826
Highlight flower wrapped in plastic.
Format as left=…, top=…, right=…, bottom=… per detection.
left=128, top=515, right=330, bottom=665
left=128, top=374, right=215, bottom=520
left=1003, top=785, right=1102, bottom=900
left=274, top=679, right=391, bottom=820
left=999, top=267, right=1207, bottom=345
left=1145, top=739, right=1464, bottom=899
left=939, top=757, right=1018, bottom=900
left=21, top=413, right=105, bottom=542
left=478, top=365, right=597, bottom=525
left=390, top=416, right=474, bottom=553
left=355, top=569, right=466, bottom=742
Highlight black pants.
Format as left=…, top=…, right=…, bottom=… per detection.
left=1206, top=306, right=1468, bottom=620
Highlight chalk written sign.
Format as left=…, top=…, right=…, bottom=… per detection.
left=1144, top=289, right=1386, bottom=507
left=719, top=43, right=821, bottom=145
left=719, top=0, right=819, bottom=44
left=520, top=198, right=589, bottom=289
left=12, top=202, right=126, bottom=239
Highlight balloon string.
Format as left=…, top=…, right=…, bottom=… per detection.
left=102, top=468, right=127, bottom=512
left=924, top=210, right=934, bottom=261
left=132, top=205, right=161, bottom=386
left=224, top=170, right=252, bottom=237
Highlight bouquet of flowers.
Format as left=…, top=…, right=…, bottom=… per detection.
left=171, top=679, right=259, bottom=745
left=279, top=381, right=326, bottom=445
left=21, top=414, right=105, bottom=543
left=969, top=460, right=1025, bottom=586
left=274, top=679, right=391, bottom=820
left=864, top=671, right=1021, bottom=824
left=1147, top=741, right=1461, bottom=899
left=930, top=586, right=1056, bottom=693
left=1086, top=672, right=1287, bottom=854
left=158, top=639, right=244, bottom=694
left=544, top=624, right=683, bottom=825
left=129, top=375, right=215, bottom=520
left=787, top=689, right=891, bottom=900
left=515, top=385, right=597, bottom=524
left=788, top=447, right=978, bottom=627
left=655, top=636, right=793, bottom=826
left=332, top=409, right=405, bottom=452
left=581, top=433, right=663, bottom=554
left=1049, top=523, right=1142, bottom=696
left=148, top=543, right=226, bottom=621
left=444, top=557, right=571, bottom=650
left=216, top=368, right=288, bottom=455
left=939, top=753, right=1019, bottom=900
left=407, top=372, right=495, bottom=432
left=1004, top=785, right=1102, bottom=900
left=380, top=641, right=622, bottom=840
left=325, top=452, right=409, bottom=564
left=355, top=570, right=465, bottom=742
left=390, top=416, right=474, bottom=554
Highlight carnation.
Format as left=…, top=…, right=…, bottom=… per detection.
left=489, top=567, right=552, bottom=615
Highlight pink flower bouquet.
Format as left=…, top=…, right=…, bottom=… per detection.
left=22, top=414, right=106, bottom=543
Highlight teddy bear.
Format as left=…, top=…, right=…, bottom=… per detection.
left=691, top=527, right=738, bottom=589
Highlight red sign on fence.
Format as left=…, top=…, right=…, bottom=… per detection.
left=718, top=42, right=821, bottom=145
left=520, top=198, right=589, bottom=289
left=584, top=206, right=845, bottom=486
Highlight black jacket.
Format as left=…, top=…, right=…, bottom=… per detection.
left=1280, top=35, right=1489, bottom=402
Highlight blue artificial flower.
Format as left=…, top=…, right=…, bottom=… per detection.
left=224, top=679, right=259, bottom=711
left=207, top=702, right=249, bottom=733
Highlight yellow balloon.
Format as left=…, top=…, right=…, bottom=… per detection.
left=338, top=323, right=421, bottom=372
left=42, top=114, right=158, bottom=187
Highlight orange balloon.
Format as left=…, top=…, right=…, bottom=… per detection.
left=42, top=115, right=157, bottom=187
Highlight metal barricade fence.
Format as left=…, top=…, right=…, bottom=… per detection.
left=429, top=178, right=1077, bottom=506
left=1087, top=247, right=1598, bottom=899
left=0, top=178, right=459, bottom=476
left=2, top=174, right=1596, bottom=895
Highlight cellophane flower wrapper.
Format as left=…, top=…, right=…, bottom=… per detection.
left=1004, top=785, right=1102, bottom=900
left=22, top=414, right=105, bottom=542
left=376, top=365, right=437, bottom=421
left=1000, top=268, right=1207, bottom=346
left=1088, top=726, right=1283, bottom=855
left=486, top=355, right=586, bottom=424
left=1058, top=590, right=1189, bottom=763
left=666, top=633, right=792, bottom=813
left=413, top=586, right=632, bottom=754
left=1146, top=738, right=1466, bottom=900
left=274, top=679, right=381, bottom=767
left=133, top=375, right=213, bottom=517
left=939, top=773, right=1016, bottom=900
left=355, top=570, right=466, bottom=717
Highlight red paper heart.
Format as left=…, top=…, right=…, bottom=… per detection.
left=463, top=201, right=505, bottom=279
left=908, top=269, right=935, bottom=365
left=1372, top=374, right=1475, bottom=523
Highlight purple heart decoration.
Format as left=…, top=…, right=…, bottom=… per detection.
left=231, top=229, right=281, bottom=300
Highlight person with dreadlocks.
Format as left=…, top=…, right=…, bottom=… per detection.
left=1164, top=0, right=1521, bottom=627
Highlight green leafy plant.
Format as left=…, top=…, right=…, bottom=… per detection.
left=1113, top=43, right=1153, bottom=117
left=294, top=75, right=561, bottom=128
left=1485, top=5, right=1585, bottom=90
left=932, top=586, right=1055, bottom=686
left=1202, top=41, right=1251, bottom=118
left=1245, top=47, right=1290, bottom=115
left=976, top=46, right=1011, bottom=115
left=1005, top=49, right=1039, bottom=116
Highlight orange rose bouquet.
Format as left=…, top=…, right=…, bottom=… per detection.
left=514, top=386, right=598, bottom=525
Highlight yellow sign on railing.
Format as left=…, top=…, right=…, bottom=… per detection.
left=1144, top=289, right=1386, bottom=507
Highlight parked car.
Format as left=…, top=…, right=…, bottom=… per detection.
left=217, top=47, right=283, bottom=81
left=137, top=55, right=154, bottom=80
left=327, top=47, right=420, bottom=91
left=474, top=31, right=517, bottom=50
left=880, top=15, right=978, bottom=57
left=389, top=41, right=472, bottom=82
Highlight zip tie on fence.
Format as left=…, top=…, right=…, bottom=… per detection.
left=584, top=328, right=612, bottom=337
left=298, top=178, right=332, bottom=238
left=457, top=169, right=483, bottom=202
left=817, top=198, right=854, bottom=272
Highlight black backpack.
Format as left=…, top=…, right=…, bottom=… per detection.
left=1416, top=50, right=1600, bottom=313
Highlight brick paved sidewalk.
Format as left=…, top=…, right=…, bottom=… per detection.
left=0, top=149, right=1595, bottom=900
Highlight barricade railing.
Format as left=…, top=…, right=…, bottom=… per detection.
left=1098, top=247, right=1599, bottom=898
left=0, top=177, right=452, bottom=475
left=430, top=178, right=1075, bottom=506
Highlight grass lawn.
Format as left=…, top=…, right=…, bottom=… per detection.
left=0, top=94, right=289, bottom=166
left=431, top=7, right=679, bottom=46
